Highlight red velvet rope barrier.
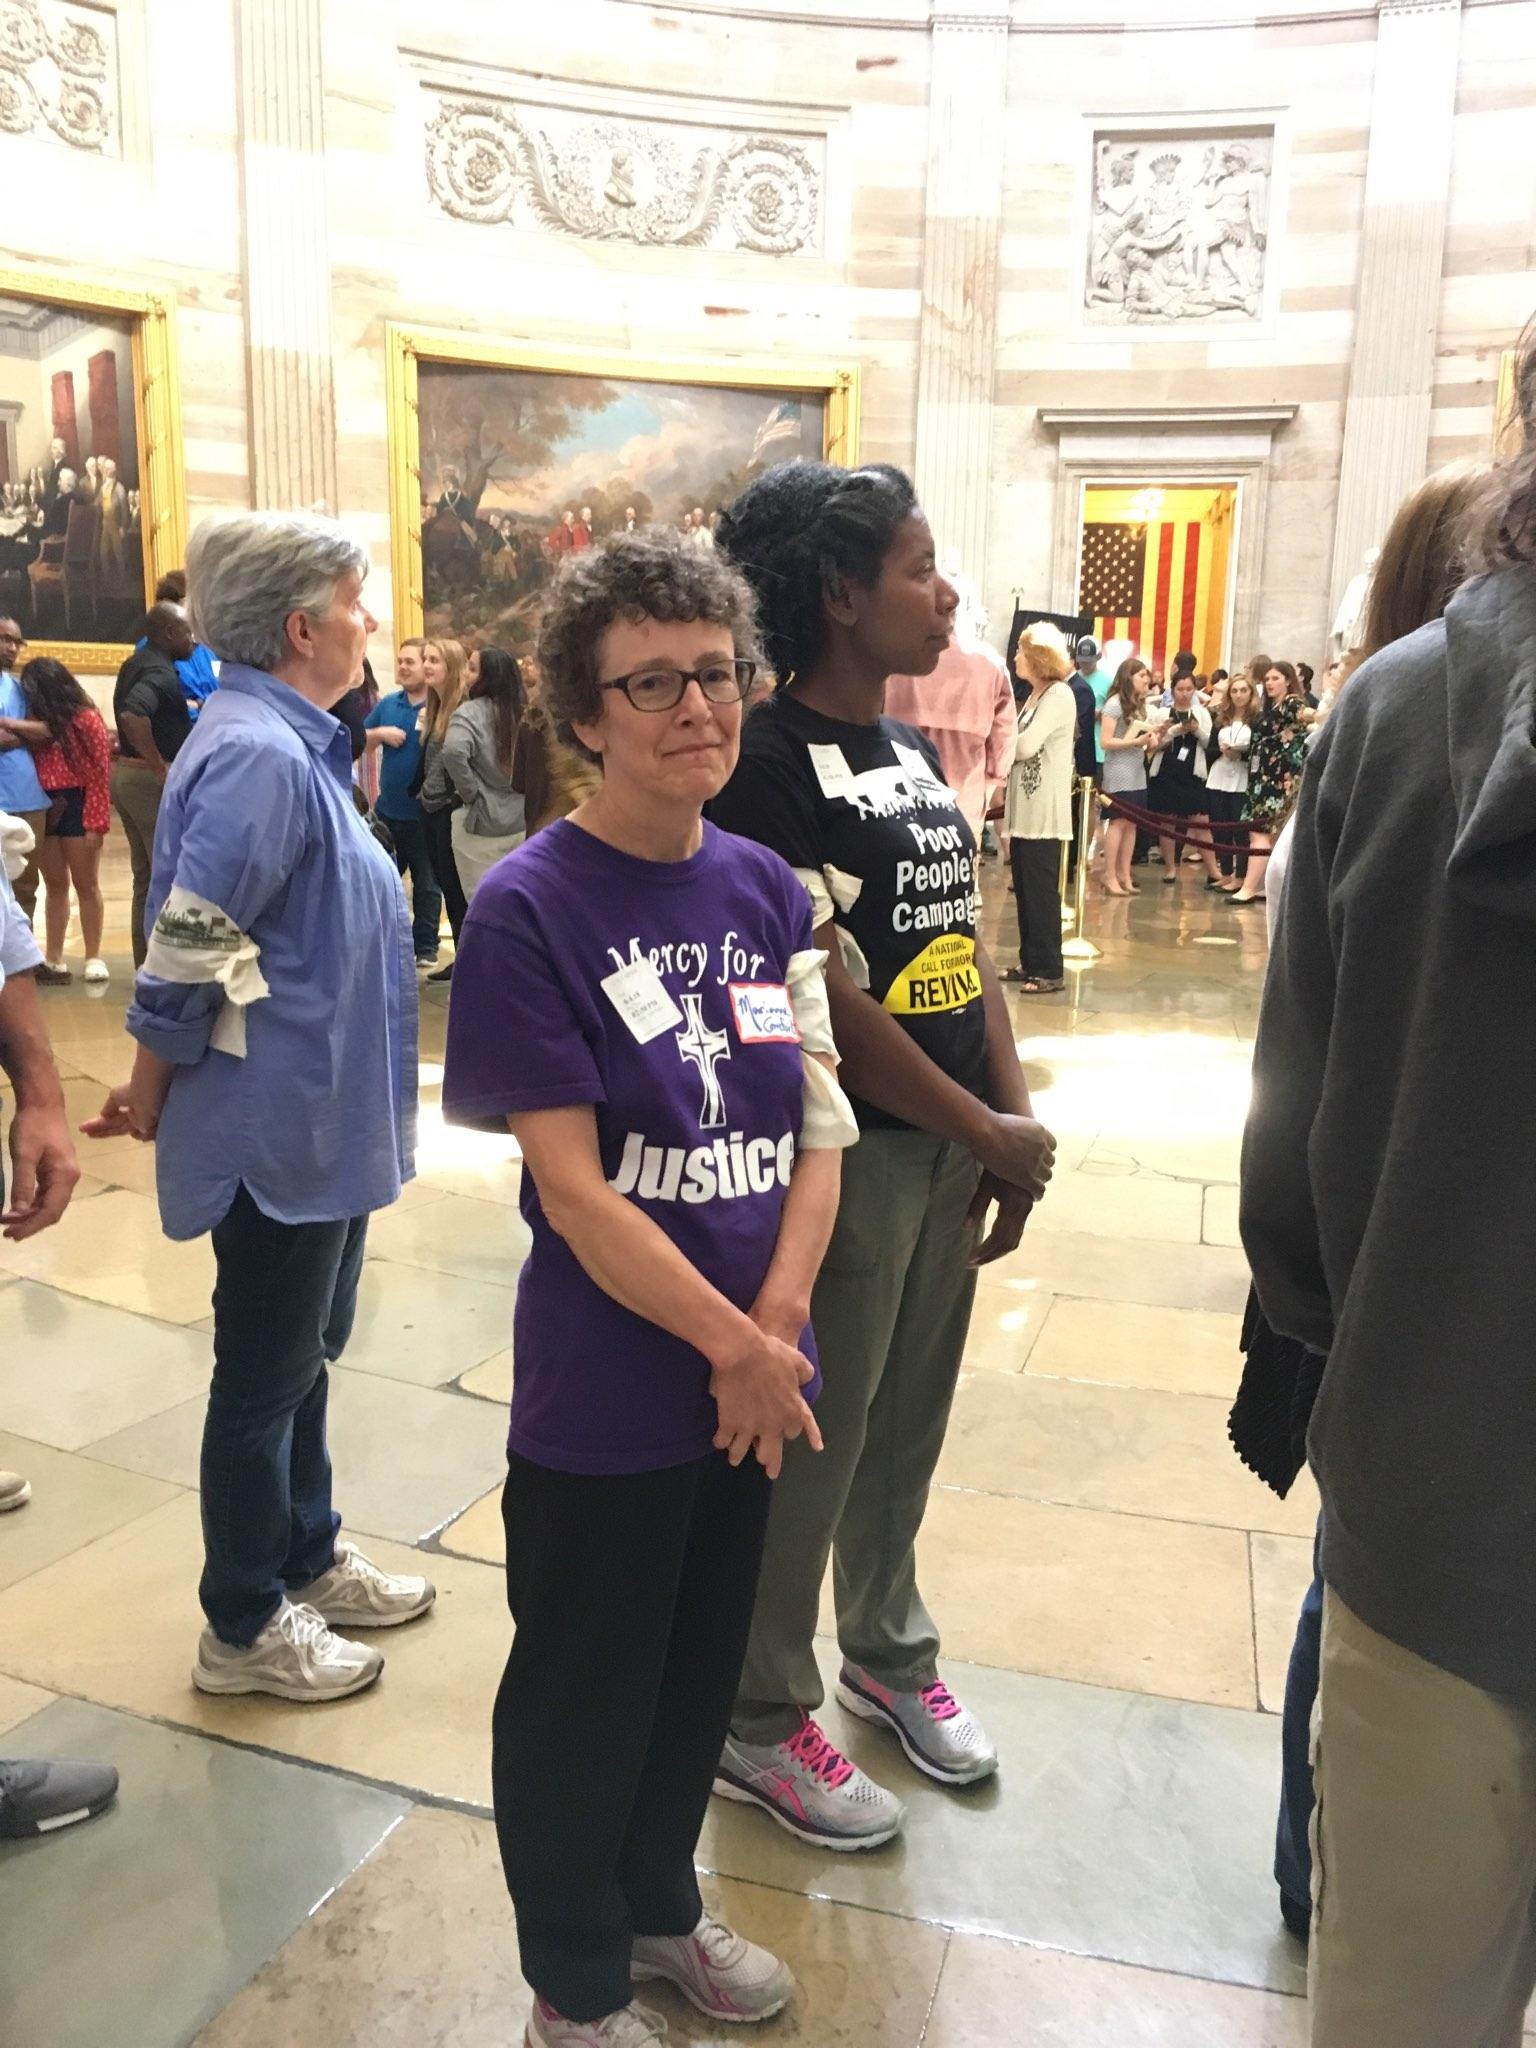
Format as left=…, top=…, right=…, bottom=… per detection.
left=1098, top=789, right=1254, bottom=855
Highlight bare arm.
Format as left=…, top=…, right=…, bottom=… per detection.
left=81, top=1042, right=174, bottom=1145
left=120, top=710, right=168, bottom=778
left=512, top=1103, right=824, bottom=1477
left=0, top=715, right=49, bottom=748
left=365, top=726, right=407, bottom=751
left=0, top=967, right=80, bottom=1238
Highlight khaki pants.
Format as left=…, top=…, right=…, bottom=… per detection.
left=450, top=811, right=523, bottom=901
left=110, top=758, right=162, bottom=969
left=1310, top=1588, right=1536, bottom=2048
left=732, top=1128, right=980, bottom=1744
left=7, top=807, right=47, bottom=925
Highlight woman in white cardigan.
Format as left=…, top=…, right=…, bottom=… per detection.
left=1000, top=623, right=1077, bottom=993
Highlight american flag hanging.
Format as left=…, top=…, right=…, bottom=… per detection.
left=1079, top=523, right=1147, bottom=647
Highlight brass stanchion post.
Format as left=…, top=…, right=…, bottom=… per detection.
left=1058, top=831, right=1072, bottom=926
left=1061, top=775, right=1101, bottom=965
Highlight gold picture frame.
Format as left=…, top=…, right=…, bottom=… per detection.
left=385, top=328, right=861, bottom=646
left=0, top=264, right=186, bottom=673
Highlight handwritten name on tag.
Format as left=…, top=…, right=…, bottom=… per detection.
left=729, top=982, right=801, bottom=1045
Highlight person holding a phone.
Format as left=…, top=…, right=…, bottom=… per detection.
left=1146, top=672, right=1220, bottom=886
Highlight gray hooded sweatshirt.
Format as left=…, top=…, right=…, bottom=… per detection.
left=1242, top=568, right=1536, bottom=1704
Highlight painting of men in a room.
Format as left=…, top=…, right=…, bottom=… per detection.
left=417, top=361, right=826, bottom=649
left=0, top=294, right=147, bottom=643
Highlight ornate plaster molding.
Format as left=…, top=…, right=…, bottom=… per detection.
left=0, top=0, right=116, bottom=154
left=424, top=89, right=824, bottom=257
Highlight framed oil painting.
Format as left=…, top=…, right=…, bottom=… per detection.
left=386, top=332, right=860, bottom=652
left=0, top=267, right=185, bottom=672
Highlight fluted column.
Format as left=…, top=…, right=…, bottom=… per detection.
left=235, top=0, right=338, bottom=512
left=912, top=2, right=1010, bottom=579
left=1327, top=0, right=1463, bottom=619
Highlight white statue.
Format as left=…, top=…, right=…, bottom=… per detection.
left=1331, top=546, right=1380, bottom=663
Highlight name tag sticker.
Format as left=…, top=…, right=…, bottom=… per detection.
left=808, top=743, right=856, bottom=802
left=729, top=982, right=801, bottom=1045
left=601, top=959, right=684, bottom=1044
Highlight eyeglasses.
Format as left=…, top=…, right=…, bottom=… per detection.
left=596, top=658, right=756, bottom=713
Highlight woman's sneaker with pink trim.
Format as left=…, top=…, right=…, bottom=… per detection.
left=713, top=1713, right=903, bottom=1849
left=835, top=1665, right=998, bottom=1785
left=632, top=1911, right=794, bottom=2022
left=524, top=1996, right=668, bottom=2046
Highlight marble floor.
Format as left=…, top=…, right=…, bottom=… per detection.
left=1, top=837, right=1333, bottom=2046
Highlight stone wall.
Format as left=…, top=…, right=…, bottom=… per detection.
left=0, top=0, right=1530, bottom=681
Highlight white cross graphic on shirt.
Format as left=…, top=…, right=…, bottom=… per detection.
left=676, top=994, right=731, bottom=1130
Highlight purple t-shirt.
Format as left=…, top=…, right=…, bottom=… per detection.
left=442, top=817, right=820, bottom=1475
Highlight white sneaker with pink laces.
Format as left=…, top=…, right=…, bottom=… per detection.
left=632, top=1911, right=794, bottom=2022
left=524, top=1997, right=668, bottom=2046
left=713, top=1713, right=903, bottom=1849
left=835, top=1664, right=998, bottom=1785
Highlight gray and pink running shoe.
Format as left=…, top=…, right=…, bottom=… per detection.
left=835, top=1664, right=998, bottom=1785
left=714, top=1713, right=903, bottom=1849
left=631, top=1911, right=793, bottom=2021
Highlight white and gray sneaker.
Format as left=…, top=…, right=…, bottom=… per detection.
left=192, top=1598, right=383, bottom=1702
left=0, top=1471, right=32, bottom=1512
left=293, top=1540, right=436, bottom=1628
left=632, top=1910, right=794, bottom=2022
left=836, top=1664, right=998, bottom=1785
left=714, top=1713, right=903, bottom=1850
left=525, top=1996, right=669, bottom=2046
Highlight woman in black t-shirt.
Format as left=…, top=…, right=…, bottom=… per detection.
left=709, top=462, right=1056, bottom=1848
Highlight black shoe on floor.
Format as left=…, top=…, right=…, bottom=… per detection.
left=0, top=1757, right=119, bottom=1838
left=1279, top=1891, right=1311, bottom=1945
left=426, top=962, right=454, bottom=984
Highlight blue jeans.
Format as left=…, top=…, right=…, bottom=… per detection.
left=383, top=812, right=443, bottom=960
left=1276, top=1518, right=1324, bottom=1914
left=199, top=1185, right=369, bottom=1646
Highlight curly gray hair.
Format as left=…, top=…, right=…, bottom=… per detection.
left=536, top=528, right=764, bottom=763
left=185, top=511, right=369, bottom=672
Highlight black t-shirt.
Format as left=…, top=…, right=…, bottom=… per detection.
left=711, top=691, right=989, bottom=1131
left=113, top=646, right=192, bottom=763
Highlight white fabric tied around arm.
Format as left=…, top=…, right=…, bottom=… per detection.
left=786, top=946, right=859, bottom=1151
left=791, top=866, right=872, bottom=990
left=142, top=885, right=270, bottom=1058
left=0, top=811, right=35, bottom=881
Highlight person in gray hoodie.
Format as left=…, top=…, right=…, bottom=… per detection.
left=1241, top=320, right=1536, bottom=2048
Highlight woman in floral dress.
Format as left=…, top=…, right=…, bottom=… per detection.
left=1230, top=659, right=1312, bottom=906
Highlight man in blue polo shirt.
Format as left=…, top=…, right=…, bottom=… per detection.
left=0, top=620, right=48, bottom=927
left=364, top=637, right=442, bottom=965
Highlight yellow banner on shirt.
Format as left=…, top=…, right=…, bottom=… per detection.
left=882, top=932, right=982, bottom=1016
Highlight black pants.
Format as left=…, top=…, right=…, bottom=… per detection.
left=1009, top=836, right=1064, bottom=980
left=493, top=1448, right=773, bottom=2022
left=1205, top=788, right=1249, bottom=877
left=384, top=814, right=444, bottom=959
left=200, top=1186, right=367, bottom=1644
left=422, top=803, right=468, bottom=945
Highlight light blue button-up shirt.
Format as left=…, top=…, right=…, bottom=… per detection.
left=0, top=675, right=47, bottom=813
left=126, top=664, right=418, bottom=1241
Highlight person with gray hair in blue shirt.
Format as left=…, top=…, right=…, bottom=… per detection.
left=85, top=510, right=435, bottom=1707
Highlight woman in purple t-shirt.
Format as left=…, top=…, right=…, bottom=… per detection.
left=443, top=531, right=857, bottom=2048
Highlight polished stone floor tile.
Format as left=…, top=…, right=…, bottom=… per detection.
left=439, top=1483, right=504, bottom=1564
left=962, top=1283, right=1055, bottom=1374
left=983, top=1229, right=1250, bottom=1315
left=0, top=1186, right=216, bottom=1325
left=914, top=1485, right=1257, bottom=1707
left=0, top=1494, right=505, bottom=1806
left=83, top=1362, right=510, bottom=1546
left=0, top=1430, right=182, bottom=1592
left=939, top=1371, right=1319, bottom=1539
left=1085, top=1131, right=1243, bottom=1186
left=701, top=1648, right=1305, bottom=1997
left=0, top=1671, right=54, bottom=1737
left=1251, top=1531, right=1319, bottom=1714
left=1023, top=1295, right=1245, bottom=1398
left=195, top=1805, right=948, bottom=2048
left=363, top=1188, right=531, bottom=1290
left=0, top=1282, right=213, bottom=1449
left=1026, top=1167, right=1206, bottom=1246
left=412, top=1101, right=525, bottom=1207
left=343, top=1257, right=516, bottom=1389
left=457, top=1347, right=513, bottom=1403
left=924, top=1935, right=1309, bottom=2045
left=0, top=1697, right=410, bottom=2048
left=1203, top=1181, right=1242, bottom=1248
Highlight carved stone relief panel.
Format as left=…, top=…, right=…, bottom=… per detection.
left=423, top=88, right=824, bottom=257
left=0, top=0, right=118, bottom=155
left=1085, top=127, right=1274, bottom=328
